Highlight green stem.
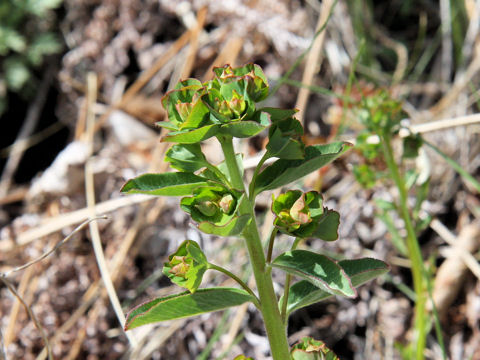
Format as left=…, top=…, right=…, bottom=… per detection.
left=381, top=134, right=427, bottom=360
left=208, top=263, right=260, bottom=306
left=249, top=150, right=270, bottom=200
left=266, top=227, right=278, bottom=263
left=219, top=136, right=291, bottom=360
left=281, top=237, right=302, bottom=324
left=205, top=163, right=233, bottom=188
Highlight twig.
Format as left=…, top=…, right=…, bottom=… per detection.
left=180, top=6, right=207, bottom=79
left=0, top=277, right=52, bottom=360
left=403, top=113, right=480, bottom=135
left=439, top=0, right=452, bottom=83
left=430, top=219, right=480, bottom=280
left=201, top=37, right=244, bottom=80
left=2, top=217, right=106, bottom=277
left=295, top=0, right=335, bottom=125
left=0, top=321, right=6, bottom=360
left=83, top=72, right=137, bottom=347
left=4, top=266, right=34, bottom=347
left=346, top=113, right=480, bottom=146
left=7, top=194, right=155, bottom=250
left=0, top=122, right=65, bottom=158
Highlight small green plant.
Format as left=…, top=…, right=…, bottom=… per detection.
left=0, top=0, right=63, bottom=115
left=352, top=90, right=438, bottom=360
left=121, top=64, right=389, bottom=359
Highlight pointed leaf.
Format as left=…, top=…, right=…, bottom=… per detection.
left=258, top=107, right=298, bottom=122
left=266, top=117, right=305, bottom=160
left=219, top=120, right=269, bottom=138
left=272, top=250, right=356, bottom=298
left=165, top=144, right=209, bottom=172
left=125, top=288, right=254, bottom=330
left=310, top=209, right=340, bottom=241
left=121, top=173, right=209, bottom=196
left=162, top=124, right=220, bottom=143
left=254, top=142, right=352, bottom=195
left=283, top=258, right=389, bottom=315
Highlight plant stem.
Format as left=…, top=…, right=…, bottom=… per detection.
left=281, top=237, right=302, bottom=323
left=266, top=227, right=278, bottom=263
left=248, top=150, right=270, bottom=200
left=381, top=134, right=427, bottom=360
left=208, top=262, right=260, bottom=306
left=219, top=136, right=291, bottom=360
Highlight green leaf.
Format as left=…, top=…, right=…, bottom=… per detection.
left=254, top=142, right=352, bottom=195
left=310, top=209, right=340, bottom=241
left=162, top=124, right=220, bottom=143
left=198, top=214, right=250, bottom=236
left=272, top=250, right=356, bottom=298
left=4, top=57, right=30, bottom=91
left=218, top=112, right=271, bottom=138
left=165, top=143, right=209, bottom=172
left=258, top=107, right=298, bottom=122
left=291, top=337, right=339, bottom=360
left=282, top=258, right=389, bottom=315
left=26, top=0, right=62, bottom=16
left=125, top=288, right=254, bottom=330
left=402, top=133, right=423, bottom=159
left=121, top=172, right=209, bottom=196
left=0, top=27, right=26, bottom=53
left=266, top=117, right=305, bottom=160
left=27, top=32, right=62, bottom=65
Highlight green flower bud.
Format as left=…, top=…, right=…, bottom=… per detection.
left=195, top=200, right=218, bottom=217
left=218, top=194, right=235, bottom=214
left=163, top=240, right=208, bottom=293
left=272, top=190, right=324, bottom=238
left=181, top=187, right=238, bottom=222
left=272, top=190, right=340, bottom=241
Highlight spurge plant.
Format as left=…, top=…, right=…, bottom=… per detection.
left=121, top=64, right=389, bottom=359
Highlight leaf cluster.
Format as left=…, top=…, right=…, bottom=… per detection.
left=0, top=0, right=63, bottom=115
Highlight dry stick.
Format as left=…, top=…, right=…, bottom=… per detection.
left=430, top=219, right=480, bottom=317
left=83, top=72, right=136, bottom=347
left=350, top=112, right=480, bottom=147
left=439, top=0, right=453, bottom=83
left=2, top=217, right=107, bottom=277
left=372, top=26, right=408, bottom=83
left=180, top=6, right=207, bottom=80
left=8, top=194, right=155, bottom=250
left=0, top=122, right=65, bottom=158
left=430, top=219, right=480, bottom=280
left=429, top=44, right=480, bottom=117
left=406, top=113, right=480, bottom=134
left=0, top=187, right=28, bottom=206
left=201, top=37, right=244, bottom=80
left=0, top=66, right=54, bottom=198
left=0, top=276, right=52, bottom=360
left=3, top=266, right=34, bottom=347
left=92, top=29, right=192, bottom=133
left=295, top=0, right=335, bottom=125
left=0, top=327, right=6, bottom=360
